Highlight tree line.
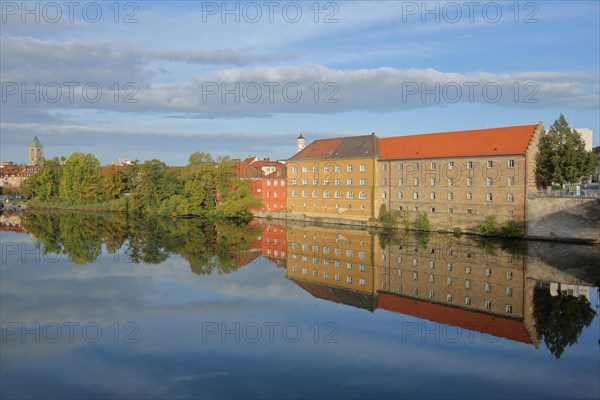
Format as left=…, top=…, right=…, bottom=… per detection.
left=21, top=152, right=262, bottom=218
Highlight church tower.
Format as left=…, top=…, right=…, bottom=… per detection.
left=28, top=136, right=44, bottom=165
left=296, top=134, right=305, bottom=153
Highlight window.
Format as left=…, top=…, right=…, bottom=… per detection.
left=360, top=164, right=366, bottom=172
left=465, top=267, right=471, bottom=274
left=302, top=166, right=307, bottom=173
left=485, top=301, right=491, bottom=310
left=429, top=290, right=435, bottom=299
left=487, top=160, right=493, bottom=169
left=413, top=177, right=419, bottom=186
left=398, top=192, right=403, bottom=199
left=312, top=165, right=318, bottom=173
left=324, top=165, right=330, bottom=172
left=430, top=162, right=437, bottom=170
left=448, top=207, right=453, bottom=214
left=506, top=271, right=513, bottom=280
left=508, top=176, right=515, bottom=186
left=448, top=161, right=454, bottom=169
left=485, top=283, right=491, bottom=293
left=467, top=161, right=473, bottom=169
left=429, top=274, right=435, bottom=283
left=358, top=251, right=366, bottom=260
left=448, top=178, right=454, bottom=186
left=398, top=163, right=404, bottom=171
left=323, top=190, right=330, bottom=198
left=347, top=178, right=353, bottom=185
left=382, top=191, right=387, bottom=199
left=505, top=305, right=512, bottom=314
left=324, top=272, right=329, bottom=279
left=447, top=294, right=453, bottom=302
left=324, top=178, right=330, bottom=186
left=430, top=192, right=436, bottom=200
left=466, top=177, right=473, bottom=187
left=359, top=191, right=367, bottom=199
left=413, top=162, right=420, bottom=171
left=347, top=276, right=353, bottom=284
left=346, top=191, right=354, bottom=199
left=448, top=192, right=453, bottom=201
left=485, top=268, right=492, bottom=277
left=465, top=280, right=471, bottom=289
left=508, top=159, right=515, bottom=168
left=359, top=278, right=365, bottom=286
left=292, top=179, right=298, bottom=186
left=359, top=178, right=366, bottom=186
left=359, top=264, right=366, bottom=272
left=382, top=163, right=388, bottom=171
left=486, top=193, right=493, bottom=202
left=335, top=165, right=341, bottom=172
left=447, top=277, right=452, bottom=286
left=413, top=272, right=418, bottom=280
left=302, top=179, right=307, bottom=185
left=413, top=192, right=419, bottom=200
left=412, top=288, right=418, bottom=296
left=334, top=191, right=342, bottom=198
left=347, top=164, right=353, bottom=172
left=507, top=193, right=514, bottom=202
left=292, top=190, right=298, bottom=198
left=292, top=166, right=298, bottom=173
left=486, top=177, right=493, bottom=186
left=506, top=287, right=513, bottom=297
left=398, top=178, right=404, bottom=186
left=430, top=178, right=436, bottom=186
left=313, top=179, right=318, bottom=185
left=267, top=180, right=271, bottom=187
left=466, top=192, right=473, bottom=200
left=397, top=284, right=403, bottom=292
left=313, top=270, right=318, bottom=277
left=335, top=179, right=340, bottom=186
left=302, top=190, right=308, bottom=198
left=302, top=268, right=307, bottom=275
left=335, top=274, right=340, bottom=281
left=382, top=178, right=388, bottom=186
left=465, top=297, right=471, bottom=305
left=312, top=190, right=318, bottom=198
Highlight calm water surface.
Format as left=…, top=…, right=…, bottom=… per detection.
left=1, top=211, right=599, bottom=399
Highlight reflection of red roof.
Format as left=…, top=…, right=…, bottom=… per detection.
left=380, top=125, right=538, bottom=161
left=377, top=293, right=532, bottom=344
left=292, top=279, right=377, bottom=311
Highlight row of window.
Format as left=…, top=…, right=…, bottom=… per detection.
left=265, top=180, right=285, bottom=187
left=383, top=159, right=516, bottom=172
left=388, top=176, right=516, bottom=187
left=291, top=190, right=368, bottom=199
left=291, top=178, right=368, bottom=186
left=384, top=191, right=515, bottom=202
left=292, top=267, right=367, bottom=286
left=291, top=164, right=368, bottom=174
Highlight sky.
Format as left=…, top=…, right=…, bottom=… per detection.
left=1, top=0, right=599, bottom=165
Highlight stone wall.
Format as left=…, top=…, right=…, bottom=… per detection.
left=526, top=196, right=600, bottom=243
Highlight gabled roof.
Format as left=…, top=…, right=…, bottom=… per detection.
left=380, top=124, right=539, bottom=161
left=290, top=278, right=377, bottom=312
left=30, top=136, right=43, bottom=148
left=377, top=293, right=533, bottom=345
left=289, top=134, right=379, bottom=161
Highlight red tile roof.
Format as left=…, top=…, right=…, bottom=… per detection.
left=289, top=134, right=379, bottom=161
left=380, top=124, right=539, bottom=161
left=377, top=293, right=533, bottom=344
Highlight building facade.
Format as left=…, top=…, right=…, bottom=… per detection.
left=286, top=134, right=380, bottom=222
left=236, top=157, right=287, bottom=213
left=377, top=124, right=544, bottom=230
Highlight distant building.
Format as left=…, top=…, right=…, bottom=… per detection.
left=112, top=157, right=133, bottom=166
left=28, top=136, right=44, bottom=165
left=0, top=164, right=39, bottom=190
left=235, top=156, right=287, bottom=213
left=575, top=128, right=593, bottom=152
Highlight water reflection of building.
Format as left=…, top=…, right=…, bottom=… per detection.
left=286, top=225, right=543, bottom=345
left=233, top=222, right=287, bottom=268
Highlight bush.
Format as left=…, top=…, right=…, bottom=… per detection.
left=452, top=227, right=463, bottom=236
left=499, top=219, right=524, bottom=237
left=414, top=213, right=431, bottom=232
left=478, top=216, right=498, bottom=236
left=378, top=204, right=397, bottom=229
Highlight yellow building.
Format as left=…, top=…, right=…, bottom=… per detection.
left=286, top=134, right=379, bottom=222
left=378, top=124, right=543, bottom=230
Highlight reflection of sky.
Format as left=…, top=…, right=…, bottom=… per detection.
left=1, top=231, right=599, bottom=399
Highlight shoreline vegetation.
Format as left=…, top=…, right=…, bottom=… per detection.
left=20, top=151, right=262, bottom=221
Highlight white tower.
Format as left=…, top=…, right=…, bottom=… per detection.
left=296, top=134, right=305, bottom=153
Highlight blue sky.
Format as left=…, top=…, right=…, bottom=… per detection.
left=1, top=1, right=599, bottom=165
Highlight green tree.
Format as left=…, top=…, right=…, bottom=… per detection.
left=101, top=165, right=127, bottom=200
left=21, top=157, right=62, bottom=201
left=536, top=114, right=596, bottom=188
left=59, top=153, right=102, bottom=204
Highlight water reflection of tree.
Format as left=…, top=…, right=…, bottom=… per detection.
left=22, top=211, right=261, bottom=274
left=533, top=283, right=596, bottom=359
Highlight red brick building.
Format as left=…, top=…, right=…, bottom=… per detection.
left=235, top=156, right=287, bottom=213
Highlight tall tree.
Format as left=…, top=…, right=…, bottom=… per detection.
left=21, top=157, right=62, bottom=200
left=536, top=114, right=596, bottom=188
left=59, top=153, right=102, bottom=204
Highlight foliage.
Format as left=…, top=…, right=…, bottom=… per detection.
left=499, top=219, right=524, bottom=237
left=21, top=157, right=62, bottom=201
left=378, top=204, right=397, bottom=229
left=536, top=114, right=597, bottom=188
left=101, top=165, right=127, bottom=200
left=452, top=227, right=463, bottom=237
left=478, top=216, right=498, bottom=236
left=59, top=153, right=103, bottom=205
left=414, top=213, right=431, bottom=232
left=533, top=283, right=596, bottom=359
